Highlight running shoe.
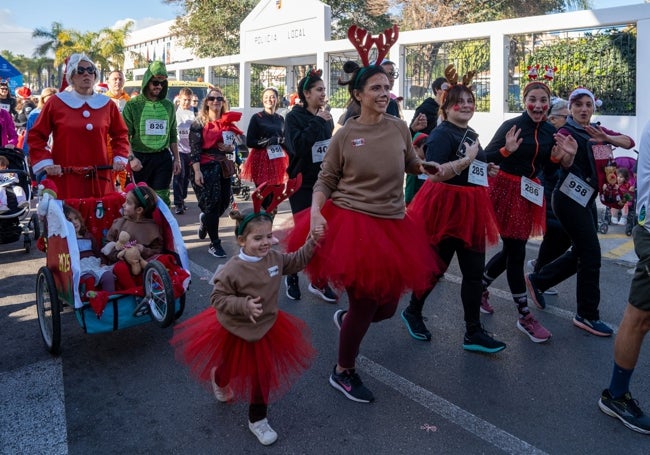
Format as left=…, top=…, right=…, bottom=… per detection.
left=208, top=243, right=226, bottom=258
left=333, top=309, right=347, bottom=331
left=516, top=313, right=552, bottom=343
left=463, top=327, right=506, bottom=353
left=525, top=273, right=546, bottom=309
left=599, top=389, right=650, bottom=434
left=308, top=282, right=338, bottom=303
left=329, top=366, right=375, bottom=403
left=573, top=315, right=613, bottom=337
left=285, top=275, right=301, bottom=300
left=401, top=309, right=432, bottom=341
left=198, top=213, right=207, bottom=239
left=480, top=290, right=494, bottom=314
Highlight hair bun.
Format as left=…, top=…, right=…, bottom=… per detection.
left=343, top=61, right=360, bottom=74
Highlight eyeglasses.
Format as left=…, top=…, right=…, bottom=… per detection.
left=388, top=71, right=399, bottom=80
left=150, top=80, right=165, bottom=87
left=552, top=114, right=568, bottom=119
left=206, top=96, right=224, bottom=102
left=76, top=66, right=96, bottom=75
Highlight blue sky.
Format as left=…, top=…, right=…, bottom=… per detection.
left=0, top=0, right=645, bottom=57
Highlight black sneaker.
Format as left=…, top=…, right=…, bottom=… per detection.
left=285, top=275, right=301, bottom=300
left=599, top=389, right=650, bottom=434
left=333, top=309, right=347, bottom=331
left=208, top=243, right=226, bottom=258
left=308, top=282, right=338, bottom=303
left=525, top=273, right=546, bottom=309
left=174, top=205, right=185, bottom=215
left=401, top=309, right=432, bottom=341
left=198, top=213, right=207, bottom=239
left=329, top=366, right=374, bottom=403
left=463, top=326, right=506, bottom=353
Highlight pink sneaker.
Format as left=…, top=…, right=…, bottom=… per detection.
left=516, top=313, right=551, bottom=343
left=480, top=290, right=494, bottom=314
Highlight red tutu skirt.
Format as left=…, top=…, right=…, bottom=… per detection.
left=407, top=181, right=499, bottom=252
left=170, top=308, right=316, bottom=404
left=285, top=201, right=438, bottom=301
left=240, top=147, right=288, bottom=187
left=488, top=171, right=545, bottom=240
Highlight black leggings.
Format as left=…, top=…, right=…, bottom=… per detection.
left=484, top=237, right=528, bottom=296
left=408, top=237, right=484, bottom=330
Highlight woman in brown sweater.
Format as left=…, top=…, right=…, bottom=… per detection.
left=286, top=62, right=441, bottom=403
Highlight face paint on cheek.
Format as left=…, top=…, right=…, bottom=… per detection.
left=453, top=104, right=461, bottom=111
left=527, top=104, right=535, bottom=111
left=542, top=105, right=548, bottom=111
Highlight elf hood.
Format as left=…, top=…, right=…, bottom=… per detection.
left=141, top=61, right=169, bottom=100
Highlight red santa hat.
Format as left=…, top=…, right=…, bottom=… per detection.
left=16, top=86, right=32, bottom=99
left=39, top=179, right=58, bottom=198
left=96, top=82, right=109, bottom=94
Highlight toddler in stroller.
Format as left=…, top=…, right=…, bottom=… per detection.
left=598, top=155, right=637, bottom=235
left=0, top=148, right=36, bottom=250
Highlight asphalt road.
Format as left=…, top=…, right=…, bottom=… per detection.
left=1, top=192, right=648, bottom=454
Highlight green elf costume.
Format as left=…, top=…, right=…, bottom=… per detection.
left=123, top=61, right=179, bottom=206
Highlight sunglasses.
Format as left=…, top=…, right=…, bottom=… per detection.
left=206, top=96, right=224, bottom=102
left=76, top=66, right=96, bottom=75
left=150, top=79, right=166, bottom=87
left=388, top=71, right=399, bottom=80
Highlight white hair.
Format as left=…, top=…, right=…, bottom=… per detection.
left=65, top=53, right=96, bottom=86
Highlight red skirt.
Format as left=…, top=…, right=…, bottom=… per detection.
left=488, top=171, right=545, bottom=240
left=407, top=181, right=499, bottom=252
left=285, top=201, right=438, bottom=301
left=240, top=147, right=288, bottom=186
left=170, top=308, right=316, bottom=404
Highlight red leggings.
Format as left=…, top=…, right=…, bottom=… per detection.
left=338, top=289, right=398, bottom=369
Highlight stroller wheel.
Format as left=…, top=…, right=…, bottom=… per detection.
left=36, top=267, right=62, bottom=355
left=598, top=222, right=608, bottom=234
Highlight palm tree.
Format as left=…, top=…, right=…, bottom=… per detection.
left=32, top=22, right=69, bottom=87
left=99, top=21, right=134, bottom=73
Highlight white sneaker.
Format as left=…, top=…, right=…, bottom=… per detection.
left=248, top=418, right=278, bottom=445
left=209, top=367, right=233, bottom=402
left=618, top=216, right=628, bottom=226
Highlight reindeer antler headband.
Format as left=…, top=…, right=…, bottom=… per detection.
left=348, top=24, right=399, bottom=67
left=444, top=64, right=476, bottom=88
left=236, top=174, right=303, bottom=236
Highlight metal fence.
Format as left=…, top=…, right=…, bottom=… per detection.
left=400, top=24, right=636, bottom=116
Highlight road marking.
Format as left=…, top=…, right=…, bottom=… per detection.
left=602, top=240, right=635, bottom=261
left=0, top=358, right=68, bottom=455
left=358, top=356, right=550, bottom=455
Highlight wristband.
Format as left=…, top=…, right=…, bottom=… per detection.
left=499, top=146, right=511, bottom=157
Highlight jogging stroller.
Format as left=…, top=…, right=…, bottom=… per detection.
left=0, top=147, right=38, bottom=252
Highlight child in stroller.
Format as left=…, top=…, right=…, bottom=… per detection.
left=598, top=155, right=637, bottom=235
left=0, top=155, right=28, bottom=213
left=0, top=148, right=36, bottom=250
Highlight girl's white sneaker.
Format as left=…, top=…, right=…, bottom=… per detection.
left=248, top=418, right=278, bottom=445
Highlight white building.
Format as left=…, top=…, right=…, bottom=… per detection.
left=124, top=0, right=650, bottom=143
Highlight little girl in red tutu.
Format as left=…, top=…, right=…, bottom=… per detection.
left=171, top=183, right=318, bottom=446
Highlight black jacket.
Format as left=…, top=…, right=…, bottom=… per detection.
left=284, top=105, right=333, bottom=188
left=484, top=112, right=556, bottom=179
left=410, top=97, right=440, bottom=135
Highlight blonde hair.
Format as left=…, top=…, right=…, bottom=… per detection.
left=37, top=87, right=58, bottom=109
left=197, top=87, right=229, bottom=125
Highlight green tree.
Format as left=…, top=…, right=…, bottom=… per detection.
left=163, top=0, right=395, bottom=58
